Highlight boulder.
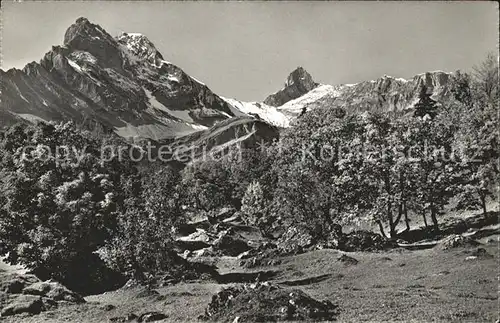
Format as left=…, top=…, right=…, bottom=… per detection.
left=469, top=247, right=493, bottom=259
left=101, top=304, right=116, bottom=311
left=138, top=311, right=168, bottom=322
left=0, top=274, right=39, bottom=294
left=222, top=213, right=243, bottom=224
left=210, top=207, right=237, bottom=223
left=201, top=282, right=338, bottom=322
left=175, top=229, right=214, bottom=251
left=1, top=295, right=45, bottom=316
left=135, top=289, right=160, bottom=298
left=192, top=247, right=217, bottom=258
left=213, top=230, right=252, bottom=257
left=239, top=243, right=281, bottom=268
left=22, top=279, right=85, bottom=303
left=337, top=254, right=358, bottom=266
left=438, top=234, right=480, bottom=250
left=109, top=313, right=138, bottom=322
left=0, top=278, right=25, bottom=295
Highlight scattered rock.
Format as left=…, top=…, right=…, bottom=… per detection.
left=1, top=295, right=45, bottom=316
left=210, top=207, right=237, bottom=223
left=175, top=229, right=214, bottom=251
left=23, top=279, right=84, bottom=303
left=192, top=247, right=217, bottom=258
left=438, top=234, right=480, bottom=250
left=122, top=279, right=142, bottom=289
left=102, top=304, right=116, bottom=311
left=239, top=246, right=281, bottom=269
left=240, top=257, right=282, bottom=269
left=337, top=254, right=358, bottom=265
left=135, top=288, right=160, bottom=298
left=201, top=282, right=338, bottom=322
left=213, top=230, right=252, bottom=257
left=109, top=313, right=138, bottom=322
left=469, top=248, right=494, bottom=259
left=138, top=311, right=168, bottom=322
left=236, top=250, right=252, bottom=260
left=223, top=213, right=243, bottom=224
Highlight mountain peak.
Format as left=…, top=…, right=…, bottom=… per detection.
left=264, top=66, right=319, bottom=107
left=285, top=66, right=316, bottom=88
left=63, top=17, right=112, bottom=46
left=117, top=32, right=164, bottom=64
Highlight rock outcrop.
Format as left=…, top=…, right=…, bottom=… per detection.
left=438, top=234, right=480, bottom=250
left=264, top=67, right=319, bottom=107
left=0, top=272, right=84, bottom=318
left=201, top=282, right=338, bottom=322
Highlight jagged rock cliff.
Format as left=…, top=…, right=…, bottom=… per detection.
left=263, top=67, right=319, bottom=107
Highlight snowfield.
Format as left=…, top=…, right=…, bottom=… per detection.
left=278, top=84, right=344, bottom=117
left=223, top=97, right=290, bottom=128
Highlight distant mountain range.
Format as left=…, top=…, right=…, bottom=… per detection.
left=1, top=17, right=461, bottom=149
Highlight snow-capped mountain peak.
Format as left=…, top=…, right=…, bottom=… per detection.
left=117, top=32, right=166, bottom=66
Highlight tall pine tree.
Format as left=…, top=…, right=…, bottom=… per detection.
left=414, top=85, right=439, bottom=119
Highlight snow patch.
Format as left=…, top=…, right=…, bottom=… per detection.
left=67, top=59, right=83, bottom=73
left=69, top=51, right=98, bottom=65
left=143, top=87, right=197, bottom=124
left=279, top=84, right=340, bottom=117
left=167, top=75, right=179, bottom=82
left=223, top=97, right=290, bottom=128
left=190, top=76, right=205, bottom=86
left=15, top=113, right=47, bottom=123
left=118, top=44, right=140, bottom=66
left=20, top=94, right=30, bottom=103
left=114, top=119, right=203, bottom=141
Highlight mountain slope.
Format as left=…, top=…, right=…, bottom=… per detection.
left=222, top=97, right=290, bottom=128
left=0, top=18, right=236, bottom=140
left=164, top=117, right=280, bottom=161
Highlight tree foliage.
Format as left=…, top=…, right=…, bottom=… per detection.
left=0, top=122, right=135, bottom=288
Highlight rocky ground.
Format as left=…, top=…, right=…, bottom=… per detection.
left=1, top=210, right=498, bottom=322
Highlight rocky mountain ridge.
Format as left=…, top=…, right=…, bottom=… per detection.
left=1, top=17, right=460, bottom=143
left=233, top=68, right=456, bottom=125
